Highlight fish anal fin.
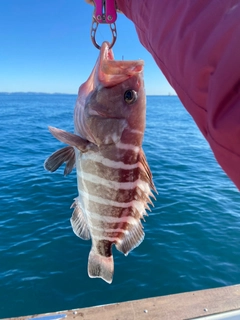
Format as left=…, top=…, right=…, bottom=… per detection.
left=49, top=126, right=89, bottom=152
left=44, top=146, right=75, bottom=176
left=70, top=199, right=90, bottom=240
left=88, top=244, right=113, bottom=284
left=116, top=221, right=144, bottom=256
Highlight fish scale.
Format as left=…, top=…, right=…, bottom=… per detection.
left=44, top=41, right=156, bottom=283
left=76, top=146, right=149, bottom=234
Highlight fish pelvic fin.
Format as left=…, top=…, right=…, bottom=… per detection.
left=44, top=146, right=75, bottom=176
left=116, top=221, right=145, bottom=256
left=70, top=199, right=90, bottom=240
left=48, top=126, right=89, bottom=152
left=88, top=242, right=114, bottom=284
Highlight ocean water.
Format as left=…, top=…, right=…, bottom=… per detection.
left=1, top=93, right=240, bottom=318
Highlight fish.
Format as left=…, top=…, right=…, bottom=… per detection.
left=44, top=41, right=156, bottom=284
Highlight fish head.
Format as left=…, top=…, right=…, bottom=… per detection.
left=74, top=42, right=145, bottom=146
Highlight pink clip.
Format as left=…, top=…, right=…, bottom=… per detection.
left=93, top=0, right=117, bottom=24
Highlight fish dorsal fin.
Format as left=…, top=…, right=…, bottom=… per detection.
left=44, top=146, right=75, bottom=176
left=115, top=222, right=145, bottom=256
left=70, top=199, right=90, bottom=240
left=49, top=126, right=89, bottom=152
left=139, top=149, right=157, bottom=193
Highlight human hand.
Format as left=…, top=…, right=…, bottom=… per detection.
left=85, top=0, right=94, bottom=5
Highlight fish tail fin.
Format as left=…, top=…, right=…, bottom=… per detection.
left=88, top=249, right=114, bottom=284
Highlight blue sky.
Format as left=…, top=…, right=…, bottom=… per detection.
left=0, top=0, right=175, bottom=95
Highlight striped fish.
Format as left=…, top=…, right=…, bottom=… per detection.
left=44, top=42, right=156, bottom=283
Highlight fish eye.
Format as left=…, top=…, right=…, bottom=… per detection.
left=124, top=90, right=137, bottom=104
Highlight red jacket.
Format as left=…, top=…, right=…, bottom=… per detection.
left=117, top=0, right=240, bottom=189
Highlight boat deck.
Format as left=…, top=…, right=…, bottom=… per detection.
left=4, top=284, right=240, bottom=320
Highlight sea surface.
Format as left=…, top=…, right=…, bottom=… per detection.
left=1, top=93, right=240, bottom=318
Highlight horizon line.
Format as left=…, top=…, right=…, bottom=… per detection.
left=0, top=91, right=177, bottom=97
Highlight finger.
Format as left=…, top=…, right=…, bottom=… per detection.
left=85, top=0, right=94, bottom=5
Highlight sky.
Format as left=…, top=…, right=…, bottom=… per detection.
left=0, top=0, right=176, bottom=95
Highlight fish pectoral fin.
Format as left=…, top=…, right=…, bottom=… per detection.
left=70, top=199, right=90, bottom=240
left=88, top=248, right=113, bottom=284
left=116, top=221, right=145, bottom=256
left=44, top=146, right=75, bottom=176
left=49, top=126, right=89, bottom=152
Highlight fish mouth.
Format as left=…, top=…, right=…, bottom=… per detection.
left=98, top=41, right=144, bottom=87
left=101, top=41, right=114, bottom=62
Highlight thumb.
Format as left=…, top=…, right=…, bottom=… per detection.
left=85, top=0, right=94, bottom=5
